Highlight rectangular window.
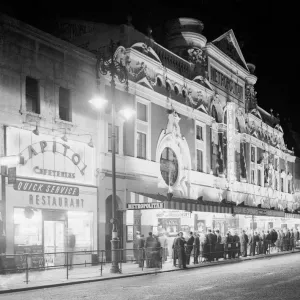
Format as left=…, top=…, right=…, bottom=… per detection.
left=196, top=125, right=203, bottom=141
left=251, top=170, right=255, bottom=184
left=108, top=124, right=119, bottom=154
left=26, top=77, right=40, bottom=114
left=197, top=149, right=203, bottom=172
left=257, top=169, right=261, bottom=186
left=288, top=180, right=291, bottom=193
left=137, top=132, right=146, bottom=159
left=251, top=146, right=255, bottom=163
left=281, top=178, right=284, bottom=192
left=137, top=102, right=147, bottom=122
left=59, top=87, right=71, bottom=121
left=275, top=158, right=278, bottom=171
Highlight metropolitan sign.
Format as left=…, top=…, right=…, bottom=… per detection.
left=127, top=202, right=164, bottom=210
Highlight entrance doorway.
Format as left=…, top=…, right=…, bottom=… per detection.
left=43, top=210, right=67, bottom=267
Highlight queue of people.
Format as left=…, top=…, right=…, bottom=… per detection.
left=133, top=228, right=300, bottom=269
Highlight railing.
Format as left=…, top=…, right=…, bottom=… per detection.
left=0, top=247, right=163, bottom=285
left=0, top=240, right=298, bottom=286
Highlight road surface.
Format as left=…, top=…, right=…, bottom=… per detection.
left=0, top=253, right=299, bottom=300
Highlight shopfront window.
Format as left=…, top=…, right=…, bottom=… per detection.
left=14, top=208, right=42, bottom=246
left=160, top=147, right=178, bottom=186
left=67, top=211, right=94, bottom=251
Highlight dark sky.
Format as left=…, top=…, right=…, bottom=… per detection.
left=2, top=0, right=299, bottom=130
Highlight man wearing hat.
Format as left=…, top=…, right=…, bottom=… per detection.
left=133, top=231, right=140, bottom=264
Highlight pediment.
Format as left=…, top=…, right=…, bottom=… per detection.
left=136, top=77, right=154, bottom=90
left=212, top=30, right=248, bottom=71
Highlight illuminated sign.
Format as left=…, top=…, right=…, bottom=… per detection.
left=210, top=66, right=243, bottom=100
left=13, top=180, right=79, bottom=196
left=233, top=206, right=284, bottom=217
left=33, top=166, right=75, bottom=179
left=127, top=202, right=164, bottom=210
left=20, top=141, right=87, bottom=175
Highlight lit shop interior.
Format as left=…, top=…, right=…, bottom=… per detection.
left=126, top=209, right=300, bottom=258
left=13, top=208, right=94, bottom=266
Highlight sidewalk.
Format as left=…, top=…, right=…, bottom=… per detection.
left=0, top=249, right=299, bottom=294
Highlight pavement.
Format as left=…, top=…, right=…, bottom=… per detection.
left=0, top=248, right=299, bottom=294
left=0, top=251, right=300, bottom=300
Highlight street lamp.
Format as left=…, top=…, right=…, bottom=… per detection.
left=91, top=40, right=132, bottom=273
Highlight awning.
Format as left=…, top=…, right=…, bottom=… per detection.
left=127, top=192, right=233, bottom=214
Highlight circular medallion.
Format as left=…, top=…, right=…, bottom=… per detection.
left=160, top=147, right=178, bottom=186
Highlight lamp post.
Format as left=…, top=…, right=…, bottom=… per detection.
left=91, top=40, right=130, bottom=273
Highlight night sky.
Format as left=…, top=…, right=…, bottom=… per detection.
left=1, top=0, right=299, bottom=130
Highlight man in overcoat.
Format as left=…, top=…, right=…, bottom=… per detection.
left=232, top=231, right=240, bottom=258
left=193, top=233, right=200, bottom=264
left=290, top=229, right=295, bottom=251
left=249, top=231, right=256, bottom=256
left=224, top=232, right=233, bottom=259
left=186, top=232, right=194, bottom=265
left=240, top=230, right=248, bottom=257
left=174, top=232, right=187, bottom=269
left=261, top=230, right=267, bottom=254
left=204, top=229, right=216, bottom=262
left=215, top=230, right=222, bottom=261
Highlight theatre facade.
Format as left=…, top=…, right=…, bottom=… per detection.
left=81, top=17, right=300, bottom=255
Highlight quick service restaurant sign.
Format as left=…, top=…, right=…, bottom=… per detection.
left=7, top=179, right=97, bottom=211
left=6, top=127, right=95, bottom=185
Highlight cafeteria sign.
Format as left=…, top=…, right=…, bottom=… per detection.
left=233, top=206, right=284, bottom=217
left=127, top=202, right=164, bottom=210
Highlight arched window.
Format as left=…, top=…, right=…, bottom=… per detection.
left=212, top=105, right=219, bottom=123
left=160, top=147, right=178, bottom=186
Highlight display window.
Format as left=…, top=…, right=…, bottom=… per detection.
left=67, top=211, right=94, bottom=251
left=14, top=207, right=42, bottom=246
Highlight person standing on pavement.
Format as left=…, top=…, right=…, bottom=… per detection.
left=294, top=228, right=299, bottom=248
left=193, top=232, right=200, bottom=264
left=249, top=231, right=256, bottom=256
left=224, top=231, right=233, bottom=260
left=261, top=230, right=267, bottom=254
left=174, top=232, right=187, bottom=269
left=240, top=230, right=248, bottom=257
left=204, top=229, right=215, bottom=262
left=232, top=231, right=240, bottom=258
left=138, top=234, right=145, bottom=267
left=275, top=230, right=281, bottom=253
left=286, top=229, right=291, bottom=251
left=67, top=228, right=76, bottom=270
left=133, top=231, right=140, bottom=264
left=215, top=230, right=222, bottom=261
left=186, top=232, right=194, bottom=265
left=172, top=233, right=179, bottom=267
left=290, top=229, right=295, bottom=251
left=266, top=230, right=272, bottom=254
left=158, top=233, right=168, bottom=263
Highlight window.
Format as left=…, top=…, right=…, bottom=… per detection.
left=108, top=124, right=119, bottom=154
left=281, top=178, right=284, bottom=192
left=257, top=169, right=262, bottom=186
left=251, top=146, right=256, bottom=163
left=137, top=132, right=146, bottom=159
left=160, top=147, right=178, bottom=186
left=197, top=149, right=203, bottom=172
left=26, top=77, right=40, bottom=114
left=59, top=87, right=71, bottom=121
left=275, top=158, right=278, bottom=171
left=137, top=102, right=147, bottom=122
left=196, top=125, right=203, bottom=141
left=251, top=170, right=255, bottom=184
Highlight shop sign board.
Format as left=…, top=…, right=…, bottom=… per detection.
left=7, top=167, right=16, bottom=184
left=6, top=127, right=95, bottom=185
left=284, top=213, right=300, bottom=219
left=127, top=202, right=164, bottom=210
left=156, top=210, right=191, bottom=218
left=233, top=206, right=284, bottom=217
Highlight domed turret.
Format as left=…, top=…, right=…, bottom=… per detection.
left=165, top=18, right=207, bottom=58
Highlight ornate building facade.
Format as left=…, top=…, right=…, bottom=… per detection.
left=0, top=14, right=300, bottom=261
left=55, top=17, right=300, bottom=257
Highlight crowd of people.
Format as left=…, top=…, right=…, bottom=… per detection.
left=133, top=228, right=300, bottom=269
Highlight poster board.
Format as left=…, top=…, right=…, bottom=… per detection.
left=14, top=245, right=44, bottom=270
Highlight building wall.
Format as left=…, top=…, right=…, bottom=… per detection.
left=0, top=14, right=100, bottom=253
